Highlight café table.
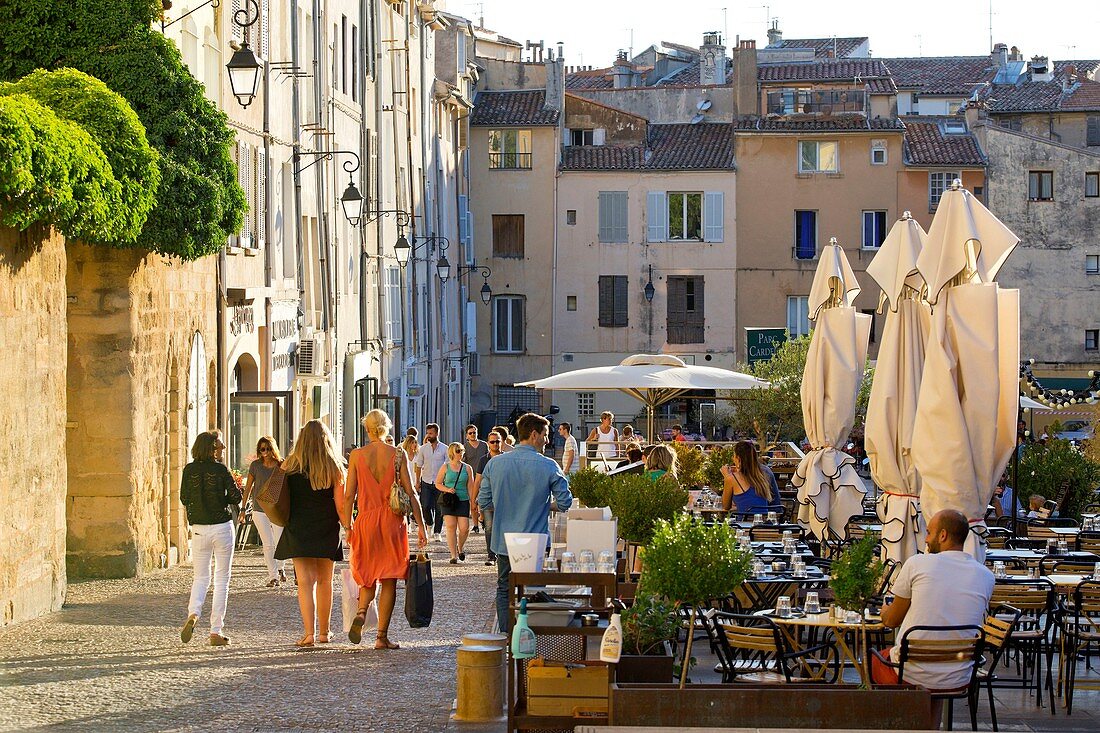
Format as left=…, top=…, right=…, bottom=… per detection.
left=755, top=608, right=885, bottom=686
left=738, top=566, right=830, bottom=612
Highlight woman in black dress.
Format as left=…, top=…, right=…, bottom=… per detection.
left=274, top=419, right=348, bottom=646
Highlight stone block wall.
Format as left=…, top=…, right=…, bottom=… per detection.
left=66, top=243, right=216, bottom=578
left=0, top=226, right=68, bottom=625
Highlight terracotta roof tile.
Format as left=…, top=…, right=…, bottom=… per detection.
left=1054, top=60, right=1100, bottom=78
left=770, top=37, right=868, bottom=59
left=983, top=81, right=1066, bottom=112
left=566, top=69, right=614, bottom=90
left=758, top=59, right=890, bottom=82
left=732, top=115, right=906, bottom=132
left=470, top=90, right=560, bottom=126
left=866, top=77, right=898, bottom=95
left=1061, top=80, right=1100, bottom=111
left=655, top=60, right=734, bottom=87
left=903, top=121, right=985, bottom=166
left=561, top=123, right=735, bottom=171
left=883, top=57, right=996, bottom=95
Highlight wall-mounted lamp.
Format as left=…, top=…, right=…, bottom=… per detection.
left=644, top=264, right=655, bottom=303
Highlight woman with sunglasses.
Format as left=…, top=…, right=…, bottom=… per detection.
left=434, top=442, right=475, bottom=563
left=240, top=436, right=287, bottom=587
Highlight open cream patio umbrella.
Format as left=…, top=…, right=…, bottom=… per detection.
left=793, top=239, right=872, bottom=542
left=864, top=213, right=932, bottom=564
left=516, top=354, right=770, bottom=441
left=909, top=181, right=1020, bottom=562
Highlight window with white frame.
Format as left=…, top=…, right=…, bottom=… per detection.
left=667, top=192, right=702, bottom=240
left=928, top=171, right=959, bottom=209
left=871, top=141, right=887, bottom=165
left=598, top=191, right=629, bottom=243
left=493, top=295, right=525, bottom=353
left=488, top=129, right=532, bottom=169
left=1087, top=329, right=1099, bottom=351
left=457, top=34, right=467, bottom=74
left=787, top=295, right=811, bottom=337
left=1087, top=254, right=1099, bottom=275
left=570, top=128, right=594, bottom=146
left=798, top=140, right=838, bottom=173
left=577, top=392, right=595, bottom=418
left=646, top=191, right=724, bottom=242
left=384, top=266, right=402, bottom=345
left=862, top=210, right=888, bottom=249
left=1086, top=172, right=1099, bottom=198
left=943, top=118, right=966, bottom=134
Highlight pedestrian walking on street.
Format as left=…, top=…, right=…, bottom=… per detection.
left=239, top=436, right=287, bottom=587
left=471, top=428, right=504, bottom=565
left=464, top=425, right=488, bottom=534
left=180, top=431, right=242, bottom=646
left=558, top=422, right=578, bottom=474
left=413, top=423, right=447, bottom=541
left=273, top=420, right=347, bottom=647
left=478, top=413, right=573, bottom=632
left=400, top=434, right=419, bottom=463
left=494, top=425, right=515, bottom=453
left=344, top=409, right=428, bottom=648
left=435, top=442, right=475, bottom=563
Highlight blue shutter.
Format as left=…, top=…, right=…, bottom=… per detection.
left=703, top=191, right=724, bottom=242
left=598, top=192, right=613, bottom=242
left=795, top=211, right=816, bottom=259
left=647, top=192, right=668, bottom=242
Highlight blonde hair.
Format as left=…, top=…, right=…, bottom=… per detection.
left=646, top=444, right=678, bottom=477
left=256, top=435, right=283, bottom=462
left=447, top=442, right=466, bottom=461
left=361, top=408, right=392, bottom=440
left=400, top=434, right=418, bottom=456
left=282, top=420, right=346, bottom=490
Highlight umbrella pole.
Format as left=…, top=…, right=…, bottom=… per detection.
left=1011, top=433, right=1019, bottom=538
left=648, top=404, right=655, bottom=443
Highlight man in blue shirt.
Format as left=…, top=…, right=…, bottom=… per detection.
left=479, top=412, right=573, bottom=632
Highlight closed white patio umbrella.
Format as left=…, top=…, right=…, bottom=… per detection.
left=909, top=181, right=1020, bottom=562
left=516, top=354, right=770, bottom=440
left=864, top=213, right=932, bottom=564
left=793, top=239, right=872, bottom=542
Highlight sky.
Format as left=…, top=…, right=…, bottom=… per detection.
left=445, top=0, right=1100, bottom=67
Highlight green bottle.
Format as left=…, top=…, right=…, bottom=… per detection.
left=511, top=598, right=537, bottom=659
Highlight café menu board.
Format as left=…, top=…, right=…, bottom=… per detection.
left=746, top=327, right=787, bottom=364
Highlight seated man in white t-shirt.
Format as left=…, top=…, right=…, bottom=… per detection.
left=875, top=509, right=995, bottom=698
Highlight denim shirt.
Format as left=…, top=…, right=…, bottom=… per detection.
left=478, top=444, right=573, bottom=557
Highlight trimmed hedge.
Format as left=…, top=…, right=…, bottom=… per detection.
left=1, top=69, right=159, bottom=244
left=0, top=0, right=244, bottom=259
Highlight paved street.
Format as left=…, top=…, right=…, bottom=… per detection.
left=0, top=533, right=498, bottom=733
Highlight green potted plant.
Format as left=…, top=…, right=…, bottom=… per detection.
left=617, top=592, right=680, bottom=683
left=640, top=514, right=753, bottom=687
left=829, top=533, right=885, bottom=614
left=703, top=444, right=737, bottom=491
left=608, top=473, right=689, bottom=546
left=1018, top=436, right=1100, bottom=519
left=668, top=442, right=706, bottom=488
left=569, top=467, right=613, bottom=508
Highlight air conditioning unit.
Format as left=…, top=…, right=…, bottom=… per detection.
left=296, top=338, right=326, bottom=377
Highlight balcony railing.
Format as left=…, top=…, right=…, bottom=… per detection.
left=488, top=151, right=532, bottom=170
left=767, top=89, right=867, bottom=116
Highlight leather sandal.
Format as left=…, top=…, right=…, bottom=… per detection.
left=295, top=635, right=315, bottom=648
left=375, top=632, right=400, bottom=650
left=348, top=610, right=368, bottom=645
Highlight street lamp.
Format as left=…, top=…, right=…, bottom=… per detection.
left=393, top=234, right=411, bottom=266
left=294, top=150, right=363, bottom=226
left=407, top=236, right=451, bottom=282
left=225, top=0, right=262, bottom=108
left=644, top=264, right=656, bottom=302
left=339, top=180, right=364, bottom=227
left=450, top=263, right=494, bottom=305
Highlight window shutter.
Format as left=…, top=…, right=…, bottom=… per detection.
left=1088, top=117, right=1100, bottom=146
left=593, top=128, right=606, bottom=146
left=612, top=192, right=628, bottom=243
left=598, top=192, right=612, bottom=242
left=256, top=148, right=266, bottom=247
left=230, top=0, right=243, bottom=41
left=666, top=276, right=685, bottom=343
left=613, top=275, right=628, bottom=326
left=465, top=300, right=477, bottom=352
left=457, top=193, right=468, bottom=248
left=562, top=127, right=572, bottom=147
left=598, top=276, right=613, bottom=326
left=466, top=210, right=474, bottom=257
left=647, top=191, right=668, bottom=242
left=689, top=276, right=705, bottom=341
left=703, top=191, right=724, bottom=242
left=261, top=0, right=270, bottom=58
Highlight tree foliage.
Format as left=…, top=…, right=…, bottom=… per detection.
left=608, top=473, right=689, bottom=545
left=0, top=68, right=159, bottom=244
left=0, top=0, right=244, bottom=259
left=569, top=467, right=613, bottom=508
left=828, top=533, right=884, bottom=612
left=668, top=441, right=706, bottom=488
left=1017, top=438, right=1100, bottom=520
left=640, top=514, right=752, bottom=607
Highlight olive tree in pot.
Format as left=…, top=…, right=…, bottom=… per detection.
left=608, top=473, right=689, bottom=579
left=617, top=592, right=680, bottom=683
left=828, top=533, right=885, bottom=674
left=640, top=514, right=753, bottom=688
left=570, top=467, right=613, bottom=508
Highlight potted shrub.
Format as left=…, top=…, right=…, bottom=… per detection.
left=703, top=444, right=737, bottom=491
left=828, top=533, right=885, bottom=614
left=640, top=514, right=753, bottom=687
left=668, top=442, right=706, bottom=488
left=1018, top=436, right=1100, bottom=519
left=617, top=592, right=680, bottom=683
left=569, top=466, right=613, bottom=508
left=608, top=474, right=689, bottom=546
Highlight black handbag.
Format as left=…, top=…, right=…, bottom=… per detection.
left=405, top=553, right=434, bottom=628
left=437, top=469, right=461, bottom=510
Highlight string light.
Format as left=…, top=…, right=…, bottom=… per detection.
left=1020, top=362, right=1100, bottom=410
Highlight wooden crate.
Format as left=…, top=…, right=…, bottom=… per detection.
left=526, top=661, right=609, bottom=717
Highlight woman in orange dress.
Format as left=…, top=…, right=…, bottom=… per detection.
left=343, top=409, right=428, bottom=648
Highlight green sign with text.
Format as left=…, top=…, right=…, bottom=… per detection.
left=746, top=328, right=787, bottom=364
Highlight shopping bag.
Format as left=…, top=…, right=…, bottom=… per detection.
left=404, top=553, right=434, bottom=628
left=340, top=568, right=377, bottom=633
left=255, top=467, right=289, bottom=526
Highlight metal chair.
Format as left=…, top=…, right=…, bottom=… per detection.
left=989, top=581, right=1056, bottom=710
left=1057, top=579, right=1100, bottom=713
left=1076, top=531, right=1100, bottom=554
left=749, top=523, right=804, bottom=543
left=1041, top=556, right=1100, bottom=576
left=976, top=607, right=1021, bottom=731
left=985, top=527, right=1011, bottom=549
left=709, top=610, right=839, bottom=684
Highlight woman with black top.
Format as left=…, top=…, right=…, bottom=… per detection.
left=274, top=419, right=348, bottom=647
left=180, top=431, right=242, bottom=646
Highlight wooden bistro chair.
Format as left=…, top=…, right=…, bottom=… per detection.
left=989, top=581, right=1057, bottom=711
left=872, top=624, right=985, bottom=731
left=749, top=523, right=804, bottom=543
left=709, top=611, right=839, bottom=684
left=1056, top=579, right=1100, bottom=713
left=976, top=608, right=1021, bottom=731
left=1076, top=531, right=1100, bottom=555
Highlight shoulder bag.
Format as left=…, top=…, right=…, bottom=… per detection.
left=256, top=466, right=290, bottom=526
left=389, top=452, right=413, bottom=516
left=437, top=467, right=460, bottom=511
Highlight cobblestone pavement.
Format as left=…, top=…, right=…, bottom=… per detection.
left=0, top=530, right=501, bottom=733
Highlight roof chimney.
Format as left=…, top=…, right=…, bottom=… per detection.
left=1029, top=55, right=1053, bottom=83
left=992, top=43, right=1008, bottom=68
left=1063, top=64, right=1077, bottom=92
left=544, top=42, right=565, bottom=112
left=1009, top=45, right=1022, bottom=61
left=766, top=19, right=782, bottom=47
left=699, top=31, right=727, bottom=86
left=612, top=49, right=633, bottom=88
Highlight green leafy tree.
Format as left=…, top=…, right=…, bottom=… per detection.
left=668, top=441, right=706, bottom=487
left=1018, top=438, right=1100, bottom=520
left=568, top=467, right=613, bottom=508
left=828, top=534, right=884, bottom=612
left=1, top=68, right=159, bottom=244
left=0, top=0, right=244, bottom=259
left=621, top=593, right=680, bottom=656
left=607, top=473, right=689, bottom=545
left=703, top=444, right=737, bottom=490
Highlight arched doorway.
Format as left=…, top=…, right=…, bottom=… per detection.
left=186, top=332, right=209, bottom=452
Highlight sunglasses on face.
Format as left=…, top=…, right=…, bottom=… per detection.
left=488, top=439, right=500, bottom=444
left=258, top=447, right=270, bottom=453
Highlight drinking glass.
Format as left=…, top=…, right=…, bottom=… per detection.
left=753, top=513, right=764, bottom=525
left=753, top=559, right=765, bottom=578
left=561, top=551, right=577, bottom=573
left=993, top=561, right=1006, bottom=578
left=805, top=592, right=820, bottom=614
left=543, top=555, right=558, bottom=572
left=767, top=511, right=778, bottom=524
left=776, top=596, right=792, bottom=618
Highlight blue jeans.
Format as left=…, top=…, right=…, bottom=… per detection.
left=419, top=482, right=444, bottom=534
left=496, top=554, right=512, bottom=633
left=483, top=508, right=496, bottom=561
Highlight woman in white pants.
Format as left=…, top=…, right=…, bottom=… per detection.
left=240, top=436, right=286, bottom=586
left=180, top=431, right=242, bottom=646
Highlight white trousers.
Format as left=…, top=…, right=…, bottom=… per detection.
left=188, top=520, right=235, bottom=635
left=251, top=511, right=285, bottom=581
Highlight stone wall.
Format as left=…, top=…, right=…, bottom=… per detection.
left=975, top=122, right=1100, bottom=367
left=0, top=226, right=68, bottom=625
left=66, top=243, right=216, bottom=578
